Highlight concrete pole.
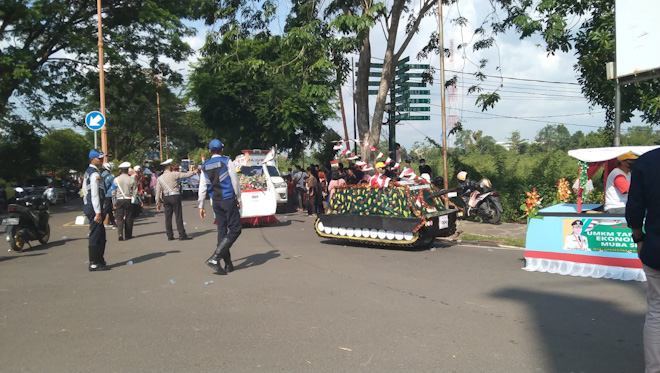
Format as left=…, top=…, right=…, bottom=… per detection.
left=97, top=0, right=108, bottom=162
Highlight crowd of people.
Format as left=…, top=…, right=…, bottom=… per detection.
left=282, top=156, right=436, bottom=216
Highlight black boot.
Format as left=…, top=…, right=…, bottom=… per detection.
left=206, top=238, right=233, bottom=275
left=88, top=246, right=109, bottom=271
left=224, top=251, right=234, bottom=273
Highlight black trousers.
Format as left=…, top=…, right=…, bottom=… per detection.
left=213, top=197, right=242, bottom=244
left=103, top=197, right=115, bottom=225
left=83, top=204, right=106, bottom=264
left=115, top=199, right=134, bottom=239
left=164, top=195, right=186, bottom=239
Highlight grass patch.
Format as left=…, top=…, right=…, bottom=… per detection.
left=460, top=233, right=526, bottom=248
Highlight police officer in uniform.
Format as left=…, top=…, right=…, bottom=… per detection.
left=198, top=139, right=242, bottom=274
left=112, top=162, right=138, bottom=241
left=83, top=149, right=109, bottom=271
left=156, top=159, right=197, bottom=241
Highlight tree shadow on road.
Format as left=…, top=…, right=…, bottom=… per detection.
left=234, top=250, right=280, bottom=271
left=108, top=250, right=181, bottom=268
left=491, top=286, right=645, bottom=373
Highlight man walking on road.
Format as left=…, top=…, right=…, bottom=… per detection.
left=626, top=147, right=660, bottom=373
left=82, top=149, right=109, bottom=271
left=112, top=162, right=138, bottom=241
left=156, top=159, right=196, bottom=241
left=198, top=139, right=242, bottom=275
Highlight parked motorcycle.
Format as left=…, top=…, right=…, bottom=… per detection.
left=454, top=171, right=503, bottom=224
left=2, top=187, right=56, bottom=251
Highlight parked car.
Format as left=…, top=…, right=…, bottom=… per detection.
left=23, top=177, right=67, bottom=204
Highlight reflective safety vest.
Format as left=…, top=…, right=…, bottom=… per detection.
left=83, top=166, right=106, bottom=206
left=202, top=156, right=234, bottom=201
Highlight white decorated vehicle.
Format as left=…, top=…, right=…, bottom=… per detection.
left=234, top=148, right=283, bottom=224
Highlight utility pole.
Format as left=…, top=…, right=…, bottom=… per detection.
left=97, top=0, right=108, bottom=162
left=156, top=83, right=163, bottom=162
left=352, top=57, right=357, bottom=155
left=437, top=0, right=449, bottom=195
left=389, top=78, right=396, bottom=161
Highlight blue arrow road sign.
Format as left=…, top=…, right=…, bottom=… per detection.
left=85, top=111, right=106, bottom=131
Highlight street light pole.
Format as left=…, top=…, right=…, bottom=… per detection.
left=437, top=0, right=449, bottom=201
left=97, top=0, right=108, bottom=162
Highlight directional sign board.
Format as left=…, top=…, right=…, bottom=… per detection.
left=85, top=111, right=106, bottom=131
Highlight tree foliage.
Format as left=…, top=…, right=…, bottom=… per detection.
left=0, top=0, right=197, bottom=120
left=0, top=115, right=42, bottom=183
left=189, top=1, right=338, bottom=159
left=475, top=0, right=660, bottom=128
left=40, top=129, right=91, bottom=178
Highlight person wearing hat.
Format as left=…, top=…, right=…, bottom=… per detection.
left=604, top=151, right=638, bottom=214
left=563, top=219, right=590, bottom=251
left=198, top=139, right=242, bottom=274
left=112, top=162, right=138, bottom=241
left=370, top=162, right=392, bottom=188
left=101, top=162, right=116, bottom=227
left=156, top=158, right=197, bottom=241
left=82, top=149, right=109, bottom=271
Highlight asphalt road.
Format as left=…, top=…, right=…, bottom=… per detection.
left=0, top=199, right=647, bottom=373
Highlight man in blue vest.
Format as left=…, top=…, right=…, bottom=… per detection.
left=83, top=149, right=109, bottom=271
left=198, top=139, right=242, bottom=274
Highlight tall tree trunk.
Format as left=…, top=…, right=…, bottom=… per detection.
left=356, top=33, right=371, bottom=161
left=367, top=0, right=406, bottom=165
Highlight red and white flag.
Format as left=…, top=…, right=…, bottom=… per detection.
left=347, top=155, right=359, bottom=160
left=376, top=152, right=384, bottom=159
left=201, top=154, right=206, bottom=162
left=355, top=160, right=366, bottom=166
left=370, top=145, right=377, bottom=152
left=362, top=166, right=374, bottom=171
left=333, top=144, right=342, bottom=151
left=384, top=157, right=393, bottom=165
left=330, top=160, right=339, bottom=168
left=341, top=149, right=351, bottom=156
left=392, top=162, right=401, bottom=169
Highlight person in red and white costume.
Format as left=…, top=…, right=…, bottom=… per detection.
left=370, top=162, right=392, bottom=188
left=604, top=151, right=637, bottom=214
left=400, top=157, right=416, bottom=180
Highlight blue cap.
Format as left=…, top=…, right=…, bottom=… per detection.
left=209, top=139, right=223, bottom=150
left=89, top=149, right=105, bottom=159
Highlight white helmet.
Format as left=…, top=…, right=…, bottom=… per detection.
left=133, top=165, right=142, bottom=172
left=457, top=171, right=468, bottom=181
left=103, top=162, right=115, bottom=171
left=44, top=187, right=58, bottom=204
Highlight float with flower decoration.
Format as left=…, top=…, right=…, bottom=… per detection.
left=523, top=145, right=659, bottom=281
left=233, top=148, right=280, bottom=226
left=315, top=140, right=459, bottom=247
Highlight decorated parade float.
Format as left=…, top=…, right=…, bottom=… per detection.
left=315, top=180, right=459, bottom=248
left=523, top=145, right=659, bottom=281
left=233, top=149, right=279, bottom=226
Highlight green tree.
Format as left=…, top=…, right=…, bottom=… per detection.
left=312, top=129, right=342, bottom=169
left=79, top=68, right=186, bottom=161
left=534, top=125, right=572, bottom=151
left=0, top=115, right=42, bottom=182
left=507, top=130, right=526, bottom=154
left=621, top=126, right=660, bottom=146
left=40, top=129, right=91, bottom=178
left=189, top=5, right=338, bottom=159
left=476, top=0, right=660, bottom=129
left=0, top=0, right=197, bottom=120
